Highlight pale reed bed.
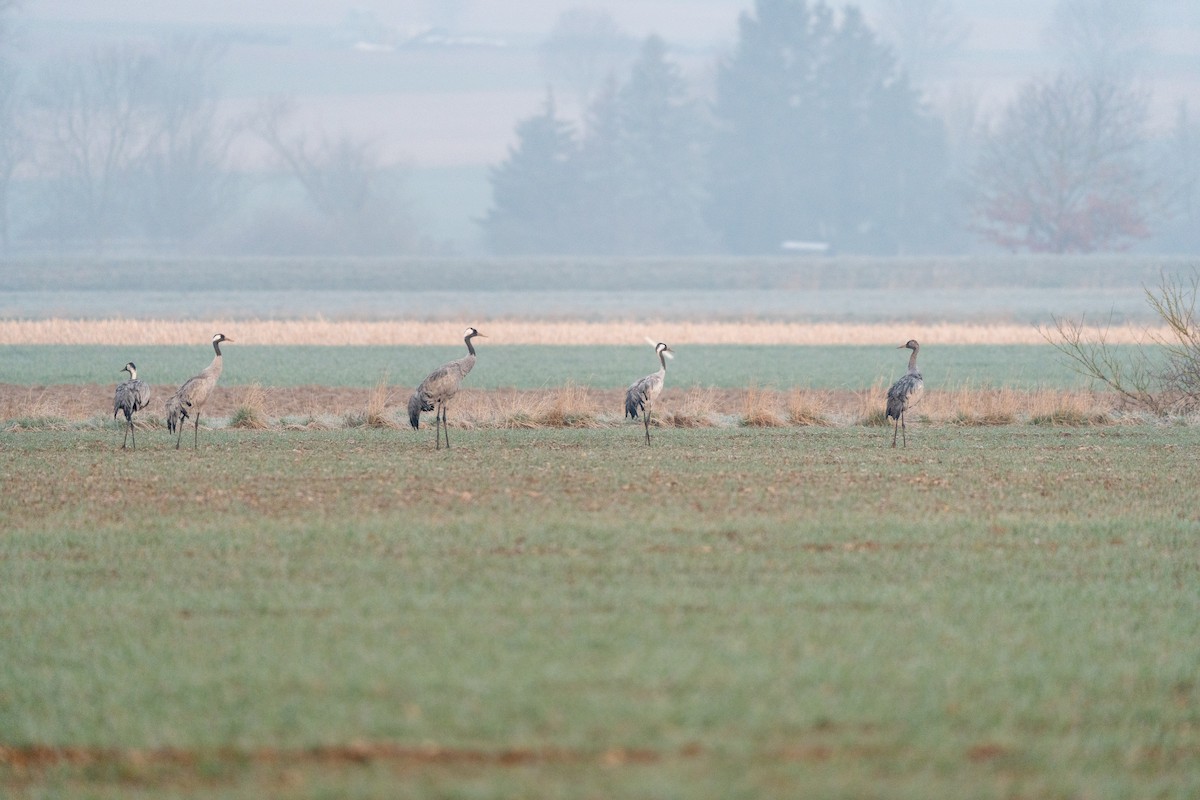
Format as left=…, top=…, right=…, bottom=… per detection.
left=0, top=318, right=1170, bottom=346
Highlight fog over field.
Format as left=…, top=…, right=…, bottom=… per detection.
left=3, top=0, right=1198, bottom=256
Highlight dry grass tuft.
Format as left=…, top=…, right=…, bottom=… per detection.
left=740, top=386, right=787, bottom=428
left=932, top=385, right=1019, bottom=426
left=365, top=377, right=400, bottom=429
left=854, top=380, right=890, bottom=426
left=664, top=387, right=718, bottom=428
left=787, top=389, right=832, bottom=426
left=534, top=383, right=603, bottom=428
left=228, top=384, right=270, bottom=430
left=1024, top=389, right=1111, bottom=426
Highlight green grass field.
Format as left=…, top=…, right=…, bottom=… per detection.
left=1, top=343, right=1140, bottom=390
left=1, top=426, right=1198, bottom=798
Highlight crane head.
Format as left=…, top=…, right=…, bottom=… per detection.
left=898, top=339, right=919, bottom=350
left=656, top=342, right=674, bottom=360
left=213, top=333, right=234, bottom=344
left=122, top=362, right=136, bottom=376
left=464, top=327, right=485, bottom=339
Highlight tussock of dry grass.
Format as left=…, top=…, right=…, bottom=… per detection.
left=787, top=390, right=832, bottom=426
left=364, top=377, right=400, bottom=429
left=740, top=387, right=787, bottom=428
left=228, top=384, right=270, bottom=430
left=854, top=380, right=890, bottom=426
left=0, top=383, right=1152, bottom=431
left=663, top=387, right=718, bottom=428
left=533, top=383, right=604, bottom=429
left=0, top=318, right=1172, bottom=346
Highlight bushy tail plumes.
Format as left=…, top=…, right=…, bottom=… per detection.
left=408, top=390, right=433, bottom=429
left=625, top=387, right=644, bottom=420
left=166, top=394, right=189, bottom=434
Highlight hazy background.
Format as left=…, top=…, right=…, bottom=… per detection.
left=2, top=0, right=1198, bottom=256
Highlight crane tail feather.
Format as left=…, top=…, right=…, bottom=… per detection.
left=408, top=391, right=432, bottom=429
left=625, top=388, right=643, bottom=419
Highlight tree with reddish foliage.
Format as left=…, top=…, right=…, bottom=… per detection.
left=971, top=71, right=1155, bottom=253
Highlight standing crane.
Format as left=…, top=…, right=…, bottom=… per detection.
left=625, top=341, right=673, bottom=445
left=113, top=361, right=151, bottom=450
left=408, top=327, right=484, bottom=449
left=166, top=333, right=233, bottom=450
left=886, top=339, right=924, bottom=448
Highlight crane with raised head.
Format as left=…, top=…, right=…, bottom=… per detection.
left=625, top=341, right=673, bottom=445
left=113, top=361, right=151, bottom=449
left=886, top=339, right=923, bottom=448
left=166, top=333, right=233, bottom=450
left=408, top=327, right=484, bottom=449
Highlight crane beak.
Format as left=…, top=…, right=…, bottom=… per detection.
left=225, top=337, right=235, bottom=343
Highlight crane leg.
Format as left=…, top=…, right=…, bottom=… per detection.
left=443, top=405, right=451, bottom=449
left=128, top=418, right=136, bottom=450
left=194, top=413, right=200, bottom=449
left=891, top=416, right=899, bottom=448
left=434, top=404, right=443, bottom=450
left=644, top=407, right=651, bottom=445
left=900, top=412, right=907, bottom=448
left=175, top=417, right=184, bottom=449
left=121, top=416, right=130, bottom=449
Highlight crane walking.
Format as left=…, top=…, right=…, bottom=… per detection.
left=625, top=341, right=673, bottom=445
left=886, top=339, right=924, bottom=448
left=113, top=362, right=151, bottom=449
left=408, top=327, right=484, bottom=449
left=166, top=333, right=233, bottom=450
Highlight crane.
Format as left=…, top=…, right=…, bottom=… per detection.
left=408, top=327, right=484, bottom=449
left=166, top=333, right=233, bottom=450
left=886, top=339, right=923, bottom=448
left=625, top=341, right=673, bottom=445
left=113, top=361, right=151, bottom=449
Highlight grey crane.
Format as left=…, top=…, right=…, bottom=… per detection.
left=885, top=339, right=924, bottom=448
left=165, top=333, right=233, bottom=450
left=408, top=327, right=484, bottom=449
left=625, top=341, right=673, bottom=445
left=113, top=361, right=151, bottom=450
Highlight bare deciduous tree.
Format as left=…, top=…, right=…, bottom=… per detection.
left=251, top=97, right=415, bottom=254
left=138, top=36, right=235, bottom=247
left=29, top=44, right=161, bottom=251
left=971, top=71, right=1155, bottom=253
left=1045, top=272, right=1200, bottom=415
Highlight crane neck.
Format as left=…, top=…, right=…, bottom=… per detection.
left=907, top=346, right=919, bottom=372
left=212, top=340, right=223, bottom=357
left=126, top=367, right=137, bottom=380
left=658, top=350, right=669, bottom=371
left=465, top=335, right=476, bottom=357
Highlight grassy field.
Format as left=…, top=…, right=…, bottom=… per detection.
left=1, top=255, right=1191, bottom=324
left=0, top=343, right=1143, bottom=391
left=1, top=426, right=1198, bottom=798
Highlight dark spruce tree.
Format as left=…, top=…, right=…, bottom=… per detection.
left=481, top=92, right=579, bottom=254
left=612, top=35, right=712, bottom=254
left=708, top=0, right=948, bottom=254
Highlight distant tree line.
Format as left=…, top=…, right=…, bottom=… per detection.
left=486, top=0, right=1200, bottom=256
left=0, top=0, right=1196, bottom=257
left=0, top=26, right=411, bottom=257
